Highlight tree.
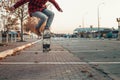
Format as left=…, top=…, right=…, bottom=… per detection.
left=7, top=17, right=19, bottom=30
left=24, top=17, right=40, bottom=33
left=13, top=4, right=28, bottom=41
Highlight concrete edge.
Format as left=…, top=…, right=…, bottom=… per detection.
left=0, top=40, right=41, bottom=60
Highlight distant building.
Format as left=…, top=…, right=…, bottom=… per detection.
left=74, top=27, right=112, bottom=34
left=73, top=27, right=116, bottom=38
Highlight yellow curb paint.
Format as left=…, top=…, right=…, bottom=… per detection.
left=0, top=40, right=41, bottom=59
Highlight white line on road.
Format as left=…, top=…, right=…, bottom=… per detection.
left=0, top=62, right=120, bottom=65
left=71, top=50, right=104, bottom=52
left=21, top=51, right=68, bottom=53
left=64, top=46, right=88, bottom=48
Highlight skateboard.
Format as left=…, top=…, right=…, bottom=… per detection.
left=42, top=29, right=51, bottom=52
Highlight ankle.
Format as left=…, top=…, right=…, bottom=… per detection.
left=45, top=27, right=49, bottom=29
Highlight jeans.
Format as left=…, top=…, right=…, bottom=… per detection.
left=31, top=9, right=54, bottom=29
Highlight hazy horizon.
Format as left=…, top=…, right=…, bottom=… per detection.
left=50, top=0, right=120, bottom=34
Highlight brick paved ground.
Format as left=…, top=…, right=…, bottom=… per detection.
left=0, top=40, right=111, bottom=80
left=0, top=38, right=38, bottom=52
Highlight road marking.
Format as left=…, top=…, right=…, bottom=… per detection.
left=71, top=50, right=104, bottom=52
left=21, top=51, right=68, bottom=53
left=64, top=46, right=88, bottom=48
left=22, top=51, right=43, bottom=52
left=0, top=62, right=120, bottom=65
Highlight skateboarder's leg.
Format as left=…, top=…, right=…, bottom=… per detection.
left=31, top=11, right=47, bottom=35
left=42, top=9, right=54, bottom=29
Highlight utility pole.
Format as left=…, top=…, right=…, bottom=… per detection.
left=116, top=18, right=120, bottom=40
left=82, top=12, right=87, bottom=28
left=97, top=2, right=104, bottom=38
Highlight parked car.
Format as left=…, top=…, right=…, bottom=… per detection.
left=112, top=30, right=118, bottom=38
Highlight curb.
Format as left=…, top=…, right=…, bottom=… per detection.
left=0, top=40, right=41, bottom=60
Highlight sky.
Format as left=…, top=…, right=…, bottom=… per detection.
left=50, top=0, right=120, bottom=34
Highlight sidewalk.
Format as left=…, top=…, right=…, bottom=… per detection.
left=0, top=38, right=40, bottom=59
left=0, top=40, right=111, bottom=80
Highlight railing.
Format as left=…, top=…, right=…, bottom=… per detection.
left=0, top=31, right=18, bottom=44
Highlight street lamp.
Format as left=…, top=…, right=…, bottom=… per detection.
left=97, top=2, right=104, bottom=38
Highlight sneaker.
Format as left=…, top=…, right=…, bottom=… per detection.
left=35, top=27, right=41, bottom=36
left=44, top=27, right=49, bottom=30
left=43, top=29, right=51, bottom=38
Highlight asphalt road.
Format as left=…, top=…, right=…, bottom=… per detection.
left=55, top=38, right=120, bottom=80
left=0, top=38, right=120, bottom=80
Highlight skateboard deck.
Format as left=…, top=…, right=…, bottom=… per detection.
left=42, top=29, right=51, bottom=52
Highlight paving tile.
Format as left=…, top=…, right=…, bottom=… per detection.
left=0, top=40, right=111, bottom=80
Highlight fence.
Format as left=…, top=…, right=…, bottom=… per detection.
left=0, top=31, right=18, bottom=43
